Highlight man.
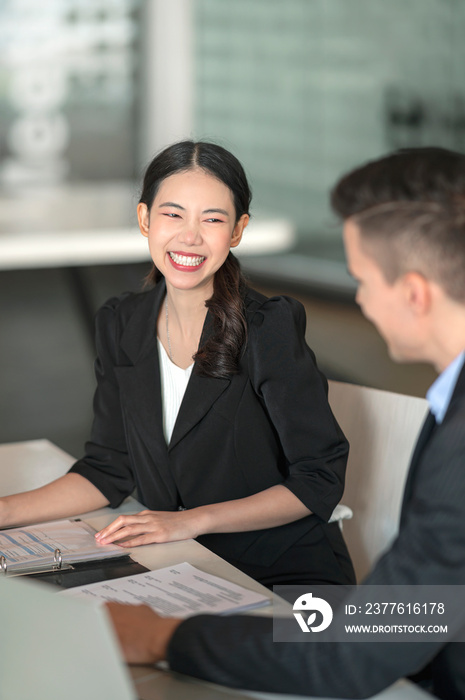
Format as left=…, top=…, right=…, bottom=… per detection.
left=108, top=147, right=465, bottom=699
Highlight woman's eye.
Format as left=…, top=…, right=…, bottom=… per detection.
left=164, top=212, right=180, bottom=218
left=206, top=217, right=223, bottom=223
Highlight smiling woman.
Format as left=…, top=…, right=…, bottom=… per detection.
left=137, top=166, right=248, bottom=371
left=0, top=141, right=355, bottom=588
left=137, top=142, right=252, bottom=377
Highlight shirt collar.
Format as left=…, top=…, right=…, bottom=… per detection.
left=426, top=351, right=465, bottom=424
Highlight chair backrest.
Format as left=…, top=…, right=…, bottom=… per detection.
left=328, top=380, right=428, bottom=581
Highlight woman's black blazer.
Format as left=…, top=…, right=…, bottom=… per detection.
left=70, top=282, right=349, bottom=573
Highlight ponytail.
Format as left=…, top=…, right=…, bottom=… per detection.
left=195, top=253, right=248, bottom=377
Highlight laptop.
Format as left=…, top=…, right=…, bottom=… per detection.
left=0, top=574, right=260, bottom=700
left=1, top=574, right=136, bottom=700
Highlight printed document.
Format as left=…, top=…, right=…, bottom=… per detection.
left=61, top=561, right=270, bottom=617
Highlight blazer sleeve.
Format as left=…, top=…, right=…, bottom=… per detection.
left=247, top=296, right=348, bottom=521
left=168, top=614, right=441, bottom=698
left=68, top=296, right=136, bottom=507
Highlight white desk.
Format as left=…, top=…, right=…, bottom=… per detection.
left=0, top=440, right=431, bottom=700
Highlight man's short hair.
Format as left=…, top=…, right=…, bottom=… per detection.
left=331, top=147, right=465, bottom=217
left=331, top=147, right=465, bottom=302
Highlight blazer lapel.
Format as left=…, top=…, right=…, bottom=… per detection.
left=119, top=283, right=165, bottom=366
left=114, top=283, right=171, bottom=474
left=169, top=373, right=230, bottom=450
left=168, top=311, right=230, bottom=450
left=115, top=283, right=231, bottom=454
left=402, top=361, right=465, bottom=515
left=400, top=410, right=437, bottom=515
left=444, top=359, right=465, bottom=419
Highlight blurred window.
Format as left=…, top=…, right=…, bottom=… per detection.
left=193, top=0, right=465, bottom=244
left=0, top=0, right=140, bottom=187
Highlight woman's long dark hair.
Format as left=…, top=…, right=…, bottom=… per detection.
left=139, top=141, right=252, bottom=378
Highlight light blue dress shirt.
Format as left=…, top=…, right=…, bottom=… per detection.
left=426, top=351, right=465, bottom=424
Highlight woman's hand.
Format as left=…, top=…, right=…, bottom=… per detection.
left=96, top=485, right=311, bottom=547
left=106, top=602, right=181, bottom=664
left=95, top=508, right=207, bottom=547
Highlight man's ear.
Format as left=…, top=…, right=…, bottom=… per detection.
left=230, top=213, right=249, bottom=248
left=137, top=203, right=150, bottom=237
left=402, top=271, right=432, bottom=315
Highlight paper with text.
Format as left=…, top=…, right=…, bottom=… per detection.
left=60, top=561, right=270, bottom=617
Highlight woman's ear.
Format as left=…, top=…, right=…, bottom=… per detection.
left=137, top=203, right=150, bottom=237
left=230, top=213, right=249, bottom=248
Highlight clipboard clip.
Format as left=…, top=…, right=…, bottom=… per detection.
left=0, top=549, right=74, bottom=577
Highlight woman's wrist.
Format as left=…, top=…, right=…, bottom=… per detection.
left=0, top=496, right=14, bottom=528
left=190, top=504, right=217, bottom=536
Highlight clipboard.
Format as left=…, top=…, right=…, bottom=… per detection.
left=26, top=554, right=150, bottom=589
left=0, top=519, right=150, bottom=588
left=0, top=548, right=149, bottom=587
left=0, top=547, right=72, bottom=576
left=0, top=518, right=148, bottom=583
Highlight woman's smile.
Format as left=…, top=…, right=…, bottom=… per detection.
left=168, top=251, right=207, bottom=271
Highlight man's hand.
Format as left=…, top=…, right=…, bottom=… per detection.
left=106, top=603, right=182, bottom=665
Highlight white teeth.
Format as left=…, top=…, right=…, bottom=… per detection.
left=169, top=252, right=205, bottom=266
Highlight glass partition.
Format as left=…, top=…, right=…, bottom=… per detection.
left=0, top=0, right=140, bottom=188
left=193, top=0, right=465, bottom=248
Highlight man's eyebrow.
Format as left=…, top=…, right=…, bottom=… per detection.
left=158, top=202, right=185, bottom=210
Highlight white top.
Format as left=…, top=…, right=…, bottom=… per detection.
left=157, top=338, right=194, bottom=444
